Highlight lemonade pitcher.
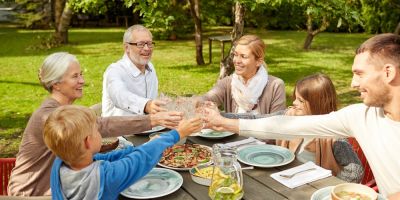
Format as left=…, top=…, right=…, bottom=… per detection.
left=209, top=144, right=243, bottom=200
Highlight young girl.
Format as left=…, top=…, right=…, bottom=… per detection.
left=222, top=73, right=364, bottom=183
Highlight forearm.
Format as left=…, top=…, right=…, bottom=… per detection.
left=220, top=118, right=239, bottom=133
left=388, top=192, right=400, bottom=200
left=97, top=115, right=152, bottom=137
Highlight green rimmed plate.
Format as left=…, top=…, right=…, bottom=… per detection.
left=121, top=168, right=183, bottom=199
left=237, top=144, right=295, bottom=168
left=198, top=129, right=234, bottom=139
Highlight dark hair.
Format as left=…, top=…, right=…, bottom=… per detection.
left=356, top=33, right=400, bottom=68
left=294, top=73, right=337, bottom=115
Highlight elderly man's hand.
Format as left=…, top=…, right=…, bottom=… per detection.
left=145, top=100, right=167, bottom=114
left=150, top=111, right=183, bottom=129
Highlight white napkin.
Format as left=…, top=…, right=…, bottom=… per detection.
left=270, top=161, right=332, bottom=189
left=225, top=137, right=265, bottom=148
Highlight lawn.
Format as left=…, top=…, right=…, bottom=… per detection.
left=0, top=26, right=370, bottom=157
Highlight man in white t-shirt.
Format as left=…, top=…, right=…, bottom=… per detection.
left=205, top=33, right=400, bottom=200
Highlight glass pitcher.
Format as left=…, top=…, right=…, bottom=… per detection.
left=209, top=144, right=244, bottom=200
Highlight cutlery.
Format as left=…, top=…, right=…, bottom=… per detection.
left=279, top=167, right=316, bottom=178
left=241, top=166, right=254, bottom=170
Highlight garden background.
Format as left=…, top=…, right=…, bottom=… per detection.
left=0, top=0, right=399, bottom=157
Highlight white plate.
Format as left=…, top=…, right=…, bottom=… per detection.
left=158, top=144, right=213, bottom=171
left=237, top=144, right=295, bottom=168
left=140, top=126, right=165, bottom=135
left=197, top=129, right=235, bottom=139
left=121, top=168, right=183, bottom=199
left=310, top=186, right=387, bottom=200
left=311, top=186, right=334, bottom=200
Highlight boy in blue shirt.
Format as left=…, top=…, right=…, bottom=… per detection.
left=43, top=105, right=202, bottom=199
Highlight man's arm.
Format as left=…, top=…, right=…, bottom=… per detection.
left=388, top=192, right=400, bottom=200
left=97, top=115, right=151, bottom=137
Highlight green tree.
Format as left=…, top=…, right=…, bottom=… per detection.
left=300, top=0, right=362, bottom=49
left=361, top=0, right=400, bottom=34
left=13, top=0, right=52, bottom=28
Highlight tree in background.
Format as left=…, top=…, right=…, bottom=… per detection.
left=188, top=0, right=205, bottom=65
left=218, top=1, right=244, bottom=79
left=361, top=0, right=400, bottom=34
left=219, top=0, right=286, bottom=79
left=13, top=0, right=52, bottom=28
left=53, top=0, right=73, bottom=44
left=300, top=0, right=362, bottom=50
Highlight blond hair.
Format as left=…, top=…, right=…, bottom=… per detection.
left=38, top=52, right=79, bottom=92
left=43, top=105, right=97, bottom=165
left=235, top=34, right=267, bottom=67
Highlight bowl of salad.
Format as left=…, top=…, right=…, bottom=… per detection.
left=331, top=183, right=378, bottom=200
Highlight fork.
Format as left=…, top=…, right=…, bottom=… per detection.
left=279, top=167, right=316, bottom=178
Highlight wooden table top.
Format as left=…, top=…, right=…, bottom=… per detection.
left=120, top=133, right=345, bottom=200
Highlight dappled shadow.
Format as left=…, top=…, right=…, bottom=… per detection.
left=162, top=64, right=220, bottom=74
left=0, top=113, right=30, bottom=130
left=0, top=28, right=124, bottom=57
left=0, top=80, right=41, bottom=87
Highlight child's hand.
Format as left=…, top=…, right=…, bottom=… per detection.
left=176, top=117, right=203, bottom=138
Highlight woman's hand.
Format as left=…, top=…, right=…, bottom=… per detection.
left=202, top=108, right=225, bottom=131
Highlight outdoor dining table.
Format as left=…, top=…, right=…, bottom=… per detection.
left=119, top=133, right=345, bottom=200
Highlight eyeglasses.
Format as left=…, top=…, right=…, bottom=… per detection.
left=127, top=41, right=155, bottom=48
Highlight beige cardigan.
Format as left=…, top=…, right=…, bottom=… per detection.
left=203, top=75, right=286, bottom=114
left=8, top=98, right=151, bottom=196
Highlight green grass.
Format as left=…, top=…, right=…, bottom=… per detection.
left=0, top=26, right=369, bottom=157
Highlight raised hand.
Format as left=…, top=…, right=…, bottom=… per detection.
left=176, top=117, right=203, bottom=138
left=202, top=107, right=225, bottom=131
left=150, top=111, right=183, bottom=129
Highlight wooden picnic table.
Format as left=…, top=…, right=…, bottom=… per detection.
left=208, top=35, right=232, bottom=64
left=120, top=133, right=345, bottom=200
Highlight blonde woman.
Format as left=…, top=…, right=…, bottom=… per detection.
left=203, top=34, right=286, bottom=115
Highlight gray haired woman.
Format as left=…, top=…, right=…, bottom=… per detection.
left=8, top=52, right=182, bottom=196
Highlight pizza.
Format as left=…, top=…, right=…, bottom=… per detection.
left=159, top=144, right=212, bottom=169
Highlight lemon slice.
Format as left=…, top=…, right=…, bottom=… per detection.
left=216, top=187, right=234, bottom=194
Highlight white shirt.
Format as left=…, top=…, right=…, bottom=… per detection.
left=240, top=104, right=400, bottom=197
left=102, top=53, right=158, bottom=116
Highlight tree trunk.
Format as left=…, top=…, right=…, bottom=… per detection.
left=54, top=0, right=66, bottom=26
left=189, top=0, right=205, bottom=65
left=54, top=3, right=73, bottom=44
left=303, top=14, right=329, bottom=50
left=303, top=33, right=314, bottom=50
left=219, top=1, right=244, bottom=79
left=395, top=22, right=400, bottom=35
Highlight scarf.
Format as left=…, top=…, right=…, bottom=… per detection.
left=231, top=65, right=269, bottom=113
